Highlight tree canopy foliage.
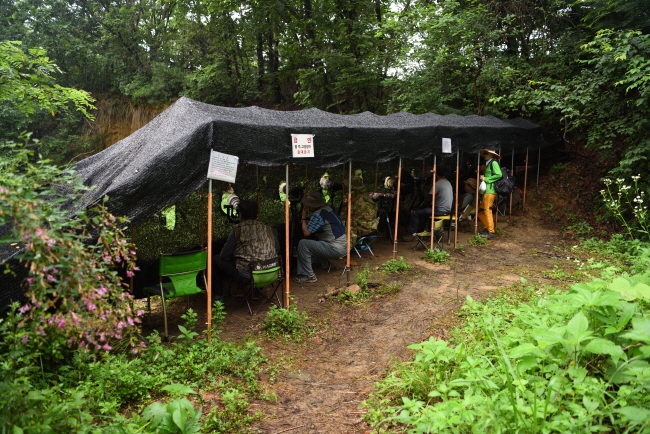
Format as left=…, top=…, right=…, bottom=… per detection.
left=1, top=0, right=649, bottom=177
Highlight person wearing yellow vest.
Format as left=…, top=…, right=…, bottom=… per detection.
left=477, top=149, right=502, bottom=240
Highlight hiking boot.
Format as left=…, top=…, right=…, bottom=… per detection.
left=401, top=234, right=415, bottom=242
left=479, top=229, right=489, bottom=236
left=480, top=231, right=495, bottom=240
left=293, top=274, right=317, bottom=283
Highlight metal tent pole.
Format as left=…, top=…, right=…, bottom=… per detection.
left=345, top=161, right=352, bottom=285
left=392, top=158, right=402, bottom=260
left=474, top=153, right=480, bottom=234
left=537, top=147, right=541, bottom=192
left=374, top=163, right=379, bottom=192
left=284, top=164, right=291, bottom=308
left=206, top=179, right=213, bottom=342
left=510, top=149, right=514, bottom=217
left=454, top=151, right=459, bottom=247
left=256, top=166, right=261, bottom=220
left=523, top=148, right=529, bottom=211
left=429, top=155, right=437, bottom=250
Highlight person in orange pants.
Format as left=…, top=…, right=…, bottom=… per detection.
left=477, top=149, right=502, bottom=240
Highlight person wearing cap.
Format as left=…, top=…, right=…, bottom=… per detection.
left=294, top=191, right=348, bottom=284
left=477, top=149, right=502, bottom=239
left=459, top=178, right=478, bottom=221
left=401, top=166, right=453, bottom=242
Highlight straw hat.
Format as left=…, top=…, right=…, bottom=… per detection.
left=302, top=191, right=326, bottom=208
left=480, top=149, right=501, bottom=159
left=464, top=178, right=477, bottom=189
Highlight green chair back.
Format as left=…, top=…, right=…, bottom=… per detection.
left=160, top=250, right=207, bottom=297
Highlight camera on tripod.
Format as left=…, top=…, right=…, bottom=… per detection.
left=221, top=186, right=241, bottom=223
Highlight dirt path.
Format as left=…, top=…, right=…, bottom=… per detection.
left=143, top=194, right=569, bottom=433
left=244, top=204, right=565, bottom=433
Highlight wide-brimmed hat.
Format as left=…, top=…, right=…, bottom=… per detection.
left=464, top=178, right=477, bottom=189
left=480, top=149, right=501, bottom=159
left=302, top=191, right=326, bottom=208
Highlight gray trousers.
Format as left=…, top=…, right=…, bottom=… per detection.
left=296, top=239, right=347, bottom=276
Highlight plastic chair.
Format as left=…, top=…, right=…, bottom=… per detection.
left=352, top=231, right=378, bottom=258
left=244, top=257, right=283, bottom=316
left=144, top=249, right=207, bottom=338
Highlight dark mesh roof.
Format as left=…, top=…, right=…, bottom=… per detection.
left=70, top=97, right=559, bottom=225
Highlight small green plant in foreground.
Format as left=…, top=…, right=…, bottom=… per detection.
left=468, top=234, right=486, bottom=245
left=338, top=265, right=403, bottom=302
left=423, top=248, right=450, bottom=264
left=382, top=256, right=411, bottom=273
left=262, top=302, right=309, bottom=341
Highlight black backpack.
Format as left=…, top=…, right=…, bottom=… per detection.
left=492, top=161, right=516, bottom=197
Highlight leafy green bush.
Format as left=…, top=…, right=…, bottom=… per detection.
left=262, top=303, right=309, bottom=341
left=423, top=248, right=450, bottom=264
left=0, top=143, right=142, bottom=362
left=468, top=234, right=487, bottom=246
left=365, top=268, right=650, bottom=432
left=382, top=256, right=411, bottom=273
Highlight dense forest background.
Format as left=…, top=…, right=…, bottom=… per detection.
left=1, top=0, right=649, bottom=183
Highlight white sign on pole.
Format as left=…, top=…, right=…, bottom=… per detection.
left=291, top=134, right=315, bottom=158
left=442, top=138, right=452, bottom=154
left=207, top=150, right=239, bottom=183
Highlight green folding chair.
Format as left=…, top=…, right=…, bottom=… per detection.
left=145, top=249, right=207, bottom=337
left=244, top=257, right=284, bottom=316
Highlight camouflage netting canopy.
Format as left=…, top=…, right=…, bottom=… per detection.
left=72, top=97, right=559, bottom=226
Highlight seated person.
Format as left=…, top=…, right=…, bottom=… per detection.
left=402, top=166, right=453, bottom=241
left=459, top=178, right=477, bottom=221
left=294, top=191, right=348, bottom=284
left=212, top=200, right=280, bottom=302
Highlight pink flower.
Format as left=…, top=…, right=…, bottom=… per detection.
left=18, top=304, right=30, bottom=314
left=21, top=334, right=28, bottom=344
left=71, top=312, right=79, bottom=324
left=136, top=310, right=144, bottom=317
left=85, top=301, right=96, bottom=311
left=117, top=321, right=126, bottom=329
left=95, top=285, right=107, bottom=296
left=46, top=274, right=56, bottom=283
left=126, top=270, right=133, bottom=278
left=102, top=344, right=112, bottom=351
left=25, top=277, right=34, bottom=285
left=134, top=266, right=140, bottom=271
left=130, top=250, right=136, bottom=256
left=131, top=348, right=139, bottom=354
left=127, top=317, right=134, bottom=326
left=57, top=319, right=65, bottom=329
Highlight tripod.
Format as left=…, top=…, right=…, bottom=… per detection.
left=373, top=195, right=396, bottom=244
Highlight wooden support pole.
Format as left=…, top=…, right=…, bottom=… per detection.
left=510, top=149, right=514, bottom=218
left=206, top=180, right=213, bottom=342
left=346, top=161, right=352, bottom=285
left=474, top=153, right=480, bottom=234
left=454, top=152, right=459, bottom=248
left=284, top=164, right=291, bottom=308
left=392, top=158, right=402, bottom=260
left=429, top=155, right=437, bottom=250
